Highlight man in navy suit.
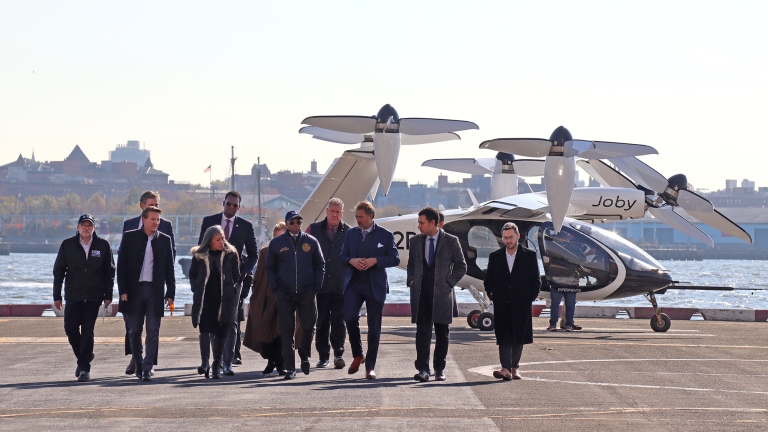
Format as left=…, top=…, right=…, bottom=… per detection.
left=340, top=201, right=399, bottom=379
left=198, top=190, right=258, bottom=375
left=122, top=191, right=175, bottom=376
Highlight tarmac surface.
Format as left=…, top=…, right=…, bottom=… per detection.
left=1, top=316, right=767, bottom=431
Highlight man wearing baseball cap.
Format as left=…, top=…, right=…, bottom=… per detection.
left=265, top=210, right=325, bottom=379
left=53, top=214, right=115, bottom=382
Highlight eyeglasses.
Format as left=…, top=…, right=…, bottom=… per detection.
left=288, top=219, right=302, bottom=226
left=224, top=202, right=240, bottom=208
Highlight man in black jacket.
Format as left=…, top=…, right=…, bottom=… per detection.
left=305, top=198, right=350, bottom=369
left=53, top=214, right=115, bottom=382
left=198, top=191, right=258, bottom=373
left=122, top=190, right=175, bottom=375
left=484, top=222, right=541, bottom=381
left=266, top=210, right=325, bottom=380
left=118, top=206, right=176, bottom=382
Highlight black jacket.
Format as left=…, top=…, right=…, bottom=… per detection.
left=123, top=216, right=176, bottom=259
left=265, top=231, right=325, bottom=294
left=483, top=246, right=541, bottom=346
left=53, top=233, right=115, bottom=302
left=307, top=218, right=350, bottom=295
left=117, top=228, right=176, bottom=318
left=190, top=244, right=241, bottom=328
left=198, top=213, right=258, bottom=282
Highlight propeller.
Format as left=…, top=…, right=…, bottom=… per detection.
left=609, top=157, right=752, bottom=244
left=299, top=126, right=461, bottom=146
left=302, top=104, right=478, bottom=196
left=481, top=126, right=657, bottom=233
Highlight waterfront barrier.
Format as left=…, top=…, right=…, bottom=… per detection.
left=4, top=303, right=768, bottom=322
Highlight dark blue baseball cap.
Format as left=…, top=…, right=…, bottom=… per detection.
left=285, top=210, right=302, bottom=221
left=78, top=214, right=95, bottom=225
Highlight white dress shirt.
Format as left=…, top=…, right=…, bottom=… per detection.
left=79, top=236, right=92, bottom=260
left=139, top=232, right=157, bottom=282
left=424, top=231, right=439, bottom=264
left=506, top=248, right=517, bottom=273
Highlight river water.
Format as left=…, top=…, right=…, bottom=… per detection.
left=2, top=254, right=768, bottom=308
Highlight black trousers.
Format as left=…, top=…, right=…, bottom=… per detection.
left=199, top=327, right=228, bottom=366
left=124, top=282, right=162, bottom=373
left=124, top=319, right=158, bottom=365
left=344, top=281, right=384, bottom=371
left=415, top=281, right=450, bottom=373
left=499, top=343, right=524, bottom=370
left=275, top=290, right=317, bottom=372
left=63, top=300, right=101, bottom=373
left=315, top=292, right=346, bottom=360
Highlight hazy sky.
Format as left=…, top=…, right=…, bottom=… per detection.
left=1, top=1, right=766, bottom=192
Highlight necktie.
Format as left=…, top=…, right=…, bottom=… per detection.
left=224, top=219, right=231, bottom=240
left=361, top=229, right=367, bottom=241
left=428, top=237, right=435, bottom=267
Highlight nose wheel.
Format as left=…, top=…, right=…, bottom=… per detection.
left=644, top=292, right=671, bottom=332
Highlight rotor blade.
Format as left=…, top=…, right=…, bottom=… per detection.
left=301, top=115, right=377, bottom=134
left=678, top=189, right=714, bottom=214
left=579, top=141, right=658, bottom=159
left=685, top=208, right=753, bottom=244
left=401, top=132, right=460, bottom=145
left=619, top=157, right=669, bottom=192
left=480, top=138, right=552, bottom=158
left=373, top=133, right=401, bottom=196
left=299, top=126, right=364, bottom=144
left=544, top=156, right=576, bottom=233
left=576, top=159, right=636, bottom=189
left=649, top=207, right=714, bottom=247
left=512, top=159, right=546, bottom=177
left=563, top=140, right=595, bottom=157
left=467, top=188, right=480, bottom=208
left=421, top=158, right=494, bottom=175
left=399, top=118, right=479, bottom=135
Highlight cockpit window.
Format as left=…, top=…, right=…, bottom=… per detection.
left=467, top=225, right=501, bottom=271
left=569, top=220, right=667, bottom=272
left=540, top=224, right=612, bottom=289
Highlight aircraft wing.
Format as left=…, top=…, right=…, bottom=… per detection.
left=300, top=148, right=379, bottom=225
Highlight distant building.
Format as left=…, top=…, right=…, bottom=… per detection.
left=726, top=179, right=737, bottom=191
left=109, top=140, right=151, bottom=166
left=742, top=179, right=756, bottom=191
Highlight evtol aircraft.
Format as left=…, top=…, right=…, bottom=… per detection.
left=299, top=120, right=754, bottom=333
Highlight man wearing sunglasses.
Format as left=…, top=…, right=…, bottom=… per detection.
left=266, top=210, right=325, bottom=380
left=198, top=191, right=258, bottom=375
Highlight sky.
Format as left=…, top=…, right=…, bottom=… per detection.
left=1, top=1, right=766, bottom=192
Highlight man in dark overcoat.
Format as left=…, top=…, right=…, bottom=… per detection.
left=118, top=206, right=176, bottom=381
left=483, top=222, right=541, bottom=380
left=407, top=207, right=466, bottom=382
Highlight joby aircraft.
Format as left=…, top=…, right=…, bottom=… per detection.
left=298, top=118, right=755, bottom=333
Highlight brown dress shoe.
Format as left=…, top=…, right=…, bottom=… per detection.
left=511, top=368, right=522, bottom=380
left=348, top=355, right=365, bottom=375
left=493, top=368, right=513, bottom=381
left=365, top=369, right=376, bottom=379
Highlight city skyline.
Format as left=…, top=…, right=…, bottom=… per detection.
left=1, top=1, right=767, bottom=191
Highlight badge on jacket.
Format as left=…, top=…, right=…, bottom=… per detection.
left=279, top=247, right=289, bottom=253
left=302, top=243, right=310, bottom=252
left=91, top=250, right=101, bottom=257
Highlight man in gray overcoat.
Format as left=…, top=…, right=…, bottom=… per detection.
left=407, top=207, right=467, bottom=382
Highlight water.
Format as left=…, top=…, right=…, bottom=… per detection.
left=2, top=254, right=768, bottom=308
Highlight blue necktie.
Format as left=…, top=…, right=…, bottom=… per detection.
left=361, top=229, right=367, bottom=241
left=428, top=237, right=435, bottom=267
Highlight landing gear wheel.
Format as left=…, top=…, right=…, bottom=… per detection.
left=650, top=313, right=671, bottom=332
left=467, top=310, right=481, bottom=328
left=477, top=312, right=495, bottom=331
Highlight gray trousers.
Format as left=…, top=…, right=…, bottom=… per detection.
left=499, top=343, right=524, bottom=370
left=221, top=321, right=238, bottom=367
left=275, top=290, right=317, bottom=372
left=125, top=282, right=162, bottom=373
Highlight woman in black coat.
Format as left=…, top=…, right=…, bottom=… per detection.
left=483, top=222, right=541, bottom=380
left=190, top=225, right=241, bottom=379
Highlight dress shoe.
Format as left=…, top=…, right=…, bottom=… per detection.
left=141, top=370, right=152, bottom=382
left=77, top=371, right=90, bottom=382
left=233, top=358, right=242, bottom=365
left=348, top=355, right=365, bottom=375
left=223, top=365, right=235, bottom=376
left=198, top=363, right=210, bottom=378
left=263, top=360, right=276, bottom=375
left=316, top=359, right=329, bottom=368
left=301, top=359, right=311, bottom=375
left=284, top=370, right=296, bottom=380
left=561, top=322, right=582, bottom=330
left=77, top=353, right=94, bottom=377
left=334, top=356, right=345, bottom=369
left=493, top=368, right=513, bottom=381
left=434, top=370, right=446, bottom=381
left=278, top=369, right=287, bottom=376
left=135, top=370, right=142, bottom=380
left=125, top=357, right=136, bottom=375
left=365, top=369, right=376, bottom=379
left=414, top=370, right=429, bottom=382
left=511, top=369, right=522, bottom=380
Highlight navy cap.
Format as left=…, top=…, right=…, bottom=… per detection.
left=285, top=210, right=303, bottom=221
left=78, top=214, right=95, bottom=225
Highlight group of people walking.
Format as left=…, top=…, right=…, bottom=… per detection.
left=53, top=189, right=545, bottom=384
